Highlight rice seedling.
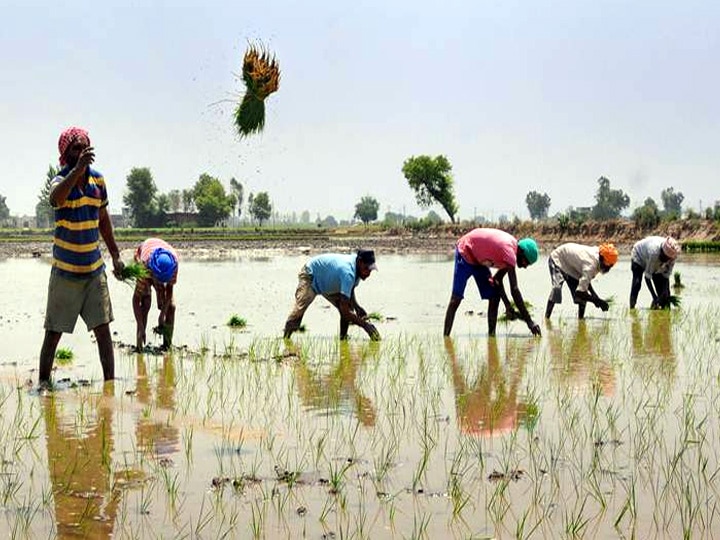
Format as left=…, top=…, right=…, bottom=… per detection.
left=119, top=261, right=150, bottom=284
left=227, top=314, right=247, bottom=328
left=673, top=271, right=685, bottom=289
left=234, top=43, right=280, bottom=137
left=366, top=312, right=384, bottom=322
left=54, top=347, right=74, bottom=365
left=498, top=300, right=533, bottom=322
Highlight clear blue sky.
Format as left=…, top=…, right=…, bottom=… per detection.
left=2, top=0, right=718, bottom=221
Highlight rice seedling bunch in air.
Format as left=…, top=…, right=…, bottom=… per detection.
left=234, top=43, right=281, bottom=137
left=120, top=262, right=150, bottom=284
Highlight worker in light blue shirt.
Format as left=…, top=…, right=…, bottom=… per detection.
left=284, top=250, right=380, bottom=340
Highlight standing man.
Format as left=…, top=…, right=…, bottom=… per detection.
left=443, top=228, right=541, bottom=337
left=39, top=127, right=124, bottom=384
left=544, top=242, right=618, bottom=320
left=629, top=236, right=680, bottom=309
left=133, top=238, right=179, bottom=350
left=284, top=249, right=381, bottom=341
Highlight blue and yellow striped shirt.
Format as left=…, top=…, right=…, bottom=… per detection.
left=51, top=166, right=108, bottom=278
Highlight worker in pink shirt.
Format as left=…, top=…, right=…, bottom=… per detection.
left=444, top=228, right=541, bottom=337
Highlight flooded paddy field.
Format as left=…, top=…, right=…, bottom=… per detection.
left=1, top=251, right=720, bottom=537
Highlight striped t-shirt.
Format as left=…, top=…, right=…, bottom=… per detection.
left=135, top=238, right=179, bottom=284
left=50, top=166, right=108, bottom=278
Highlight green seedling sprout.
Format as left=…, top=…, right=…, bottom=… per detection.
left=227, top=314, right=247, bottom=328
left=54, top=348, right=74, bottom=365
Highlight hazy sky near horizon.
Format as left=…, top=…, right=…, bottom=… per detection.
left=2, top=0, right=719, bottom=221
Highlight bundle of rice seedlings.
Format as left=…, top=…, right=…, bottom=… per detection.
left=55, top=347, right=74, bottom=365
left=227, top=314, right=247, bottom=328
left=120, top=262, right=150, bottom=284
left=499, top=301, right=533, bottom=322
left=152, top=325, right=172, bottom=343
left=367, top=312, right=385, bottom=322
left=234, top=43, right=280, bottom=137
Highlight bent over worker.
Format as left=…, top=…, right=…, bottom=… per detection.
left=133, top=238, right=178, bottom=350
left=544, top=242, right=618, bottom=320
left=629, top=236, right=680, bottom=309
left=284, top=250, right=380, bottom=341
left=443, top=228, right=541, bottom=337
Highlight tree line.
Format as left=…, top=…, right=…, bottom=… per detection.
left=7, top=154, right=720, bottom=229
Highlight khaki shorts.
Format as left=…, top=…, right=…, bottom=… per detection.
left=44, top=270, right=114, bottom=333
left=285, top=265, right=343, bottom=330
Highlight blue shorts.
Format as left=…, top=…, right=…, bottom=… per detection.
left=451, top=248, right=498, bottom=299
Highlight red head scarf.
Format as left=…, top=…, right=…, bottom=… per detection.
left=58, top=127, right=90, bottom=166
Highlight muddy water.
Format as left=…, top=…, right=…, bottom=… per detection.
left=0, top=252, right=719, bottom=537
left=1, top=252, right=717, bottom=370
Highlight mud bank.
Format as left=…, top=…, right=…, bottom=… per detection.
left=2, top=219, right=718, bottom=260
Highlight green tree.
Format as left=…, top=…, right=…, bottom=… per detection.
left=591, top=176, right=629, bottom=220
left=167, top=189, right=182, bottom=213
left=193, top=174, right=236, bottom=227
left=632, top=197, right=661, bottom=229
left=181, top=189, right=195, bottom=213
left=248, top=192, right=273, bottom=226
left=229, top=178, right=244, bottom=217
left=401, top=154, right=458, bottom=223
left=354, top=195, right=380, bottom=224
left=660, top=187, right=684, bottom=219
left=123, top=167, right=166, bottom=227
left=525, top=190, right=551, bottom=220
left=36, top=164, right=58, bottom=228
left=383, top=211, right=404, bottom=226
left=0, top=194, right=10, bottom=224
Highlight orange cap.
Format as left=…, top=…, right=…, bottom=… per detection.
left=598, top=243, right=619, bottom=266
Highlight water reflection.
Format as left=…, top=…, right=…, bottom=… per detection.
left=294, top=341, right=377, bottom=426
left=134, top=353, right=180, bottom=458
left=42, top=384, right=120, bottom=537
left=630, top=310, right=676, bottom=383
left=548, top=320, right=616, bottom=396
left=445, top=337, right=532, bottom=436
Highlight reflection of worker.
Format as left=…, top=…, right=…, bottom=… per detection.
left=135, top=353, right=180, bottom=457
left=548, top=320, right=615, bottom=395
left=284, top=250, right=380, bottom=341
left=41, top=385, right=121, bottom=536
left=545, top=243, right=618, bottom=320
left=444, top=337, right=529, bottom=436
left=293, top=341, right=377, bottom=426
left=629, top=236, right=680, bottom=309
left=630, top=310, right=676, bottom=382
left=443, top=228, right=541, bottom=337
left=133, top=238, right=179, bottom=350
left=39, top=126, right=125, bottom=384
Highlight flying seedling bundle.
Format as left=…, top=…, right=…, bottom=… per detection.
left=234, top=44, right=280, bottom=137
